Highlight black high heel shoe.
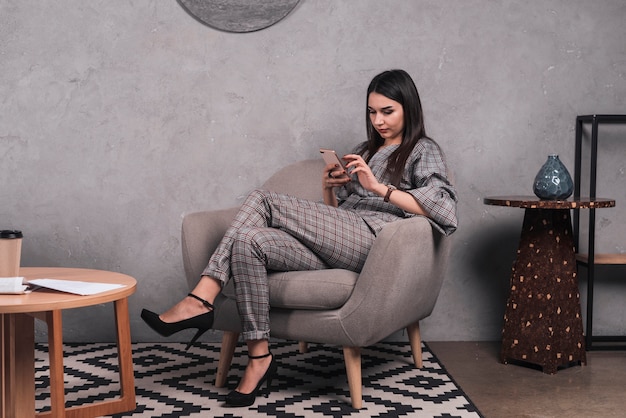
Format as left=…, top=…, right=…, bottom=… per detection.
left=140, top=293, right=214, bottom=350
left=224, top=352, right=278, bottom=407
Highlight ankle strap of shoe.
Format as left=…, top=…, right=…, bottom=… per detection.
left=188, top=293, right=214, bottom=310
left=248, top=352, right=271, bottom=360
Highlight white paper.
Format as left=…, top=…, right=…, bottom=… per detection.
left=28, top=278, right=126, bottom=296
left=0, top=277, right=28, bottom=294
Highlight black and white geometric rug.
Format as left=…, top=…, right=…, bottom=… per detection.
left=35, top=341, right=483, bottom=418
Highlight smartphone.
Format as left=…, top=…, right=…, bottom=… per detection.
left=319, top=148, right=348, bottom=171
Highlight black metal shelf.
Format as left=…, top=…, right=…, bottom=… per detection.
left=573, top=114, right=626, bottom=350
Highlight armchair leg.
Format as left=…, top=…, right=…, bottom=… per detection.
left=342, top=346, right=362, bottom=409
left=215, top=331, right=239, bottom=387
left=298, top=341, right=308, bottom=353
left=407, top=321, right=423, bottom=368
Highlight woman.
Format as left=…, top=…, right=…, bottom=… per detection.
left=141, top=69, right=458, bottom=407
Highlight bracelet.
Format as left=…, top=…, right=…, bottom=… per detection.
left=384, top=185, right=397, bottom=202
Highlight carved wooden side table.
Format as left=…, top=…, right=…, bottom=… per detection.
left=484, top=196, right=615, bottom=373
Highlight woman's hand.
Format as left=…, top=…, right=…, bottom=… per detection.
left=323, top=163, right=351, bottom=190
left=344, top=153, right=426, bottom=215
left=322, top=162, right=350, bottom=206
left=343, top=154, right=381, bottom=192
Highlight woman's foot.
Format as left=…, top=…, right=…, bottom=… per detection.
left=225, top=353, right=278, bottom=407
left=140, top=293, right=215, bottom=350
left=155, top=275, right=221, bottom=323
left=158, top=293, right=213, bottom=323
left=236, top=353, right=274, bottom=394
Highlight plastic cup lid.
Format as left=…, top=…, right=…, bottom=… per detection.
left=0, top=230, right=23, bottom=239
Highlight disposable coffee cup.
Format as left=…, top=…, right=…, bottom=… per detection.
left=0, top=230, right=23, bottom=278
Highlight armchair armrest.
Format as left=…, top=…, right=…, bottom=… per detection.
left=338, top=216, right=450, bottom=345
left=181, top=208, right=238, bottom=290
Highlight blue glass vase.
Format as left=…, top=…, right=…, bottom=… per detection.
left=533, top=155, right=574, bottom=200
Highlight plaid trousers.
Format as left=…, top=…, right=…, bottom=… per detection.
left=202, top=189, right=376, bottom=341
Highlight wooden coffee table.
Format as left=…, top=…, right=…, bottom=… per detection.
left=0, top=267, right=137, bottom=418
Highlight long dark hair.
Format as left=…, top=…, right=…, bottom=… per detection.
left=358, top=69, right=427, bottom=186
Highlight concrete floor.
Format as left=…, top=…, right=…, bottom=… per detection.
left=428, top=341, right=626, bottom=418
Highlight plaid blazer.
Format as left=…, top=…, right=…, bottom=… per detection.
left=336, top=139, right=458, bottom=236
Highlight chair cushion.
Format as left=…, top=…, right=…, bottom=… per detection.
left=268, top=269, right=358, bottom=310
left=222, top=269, right=358, bottom=310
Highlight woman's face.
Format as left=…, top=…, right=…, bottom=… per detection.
left=368, top=92, right=405, bottom=145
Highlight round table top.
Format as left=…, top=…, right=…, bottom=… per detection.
left=483, top=196, right=615, bottom=209
left=0, top=267, right=136, bottom=313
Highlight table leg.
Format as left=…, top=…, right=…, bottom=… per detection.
left=113, top=297, right=136, bottom=411
left=45, top=310, right=66, bottom=418
left=36, top=298, right=136, bottom=418
left=500, top=208, right=586, bottom=373
left=1, top=313, right=36, bottom=418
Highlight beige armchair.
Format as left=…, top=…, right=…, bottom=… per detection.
left=181, top=158, right=452, bottom=409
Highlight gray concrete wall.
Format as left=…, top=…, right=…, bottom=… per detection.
left=1, top=0, right=625, bottom=343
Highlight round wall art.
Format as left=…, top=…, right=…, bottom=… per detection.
left=177, top=0, right=301, bottom=33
